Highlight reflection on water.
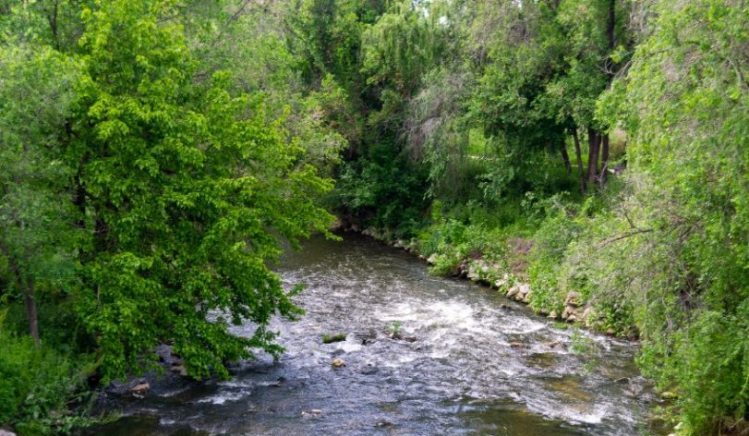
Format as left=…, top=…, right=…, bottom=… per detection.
left=84, top=234, right=657, bottom=435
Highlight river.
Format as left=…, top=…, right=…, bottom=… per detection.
left=87, top=233, right=658, bottom=435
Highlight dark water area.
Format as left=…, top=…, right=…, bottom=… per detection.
left=85, top=234, right=658, bottom=435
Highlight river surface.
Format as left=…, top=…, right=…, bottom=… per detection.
left=88, top=234, right=658, bottom=435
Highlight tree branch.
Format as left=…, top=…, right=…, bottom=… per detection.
left=598, top=228, right=654, bottom=247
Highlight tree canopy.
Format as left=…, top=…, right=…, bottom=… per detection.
left=1, top=0, right=337, bottom=399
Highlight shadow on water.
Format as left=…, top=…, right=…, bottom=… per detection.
left=83, top=233, right=659, bottom=435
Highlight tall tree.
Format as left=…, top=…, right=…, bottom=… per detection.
left=546, top=0, right=633, bottom=189
left=67, top=0, right=335, bottom=380
left=0, top=46, right=80, bottom=346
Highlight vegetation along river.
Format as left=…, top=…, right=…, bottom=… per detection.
left=88, top=234, right=658, bottom=435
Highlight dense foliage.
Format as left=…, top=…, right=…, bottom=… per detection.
left=1, top=0, right=747, bottom=434
left=286, top=0, right=748, bottom=433
left=0, top=0, right=338, bottom=432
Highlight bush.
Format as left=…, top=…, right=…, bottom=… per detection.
left=417, top=213, right=511, bottom=276
left=527, top=202, right=584, bottom=314
left=0, top=327, right=89, bottom=434
left=336, top=144, right=430, bottom=237
left=527, top=191, right=638, bottom=334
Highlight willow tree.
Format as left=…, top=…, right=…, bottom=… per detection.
left=598, top=0, right=749, bottom=432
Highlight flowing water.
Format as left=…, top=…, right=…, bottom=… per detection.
left=87, top=234, right=658, bottom=435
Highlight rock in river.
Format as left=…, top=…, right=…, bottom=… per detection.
left=130, top=382, right=150, bottom=397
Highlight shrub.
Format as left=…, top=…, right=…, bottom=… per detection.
left=0, top=327, right=89, bottom=434
left=527, top=199, right=584, bottom=313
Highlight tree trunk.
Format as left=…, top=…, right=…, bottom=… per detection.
left=560, top=141, right=572, bottom=175
left=600, top=134, right=610, bottom=185
left=47, top=0, right=60, bottom=50
left=24, top=283, right=40, bottom=347
left=597, top=0, right=615, bottom=188
left=587, top=128, right=600, bottom=186
left=94, top=215, right=111, bottom=253
left=73, top=171, right=87, bottom=229
left=607, top=0, right=616, bottom=51
left=572, top=128, right=586, bottom=193
left=3, top=250, right=41, bottom=347
left=604, top=0, right=616, bottom=84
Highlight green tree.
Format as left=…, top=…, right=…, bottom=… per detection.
left=0, top=0, right=89, bottom=50
left=603, top=1, right=749, bottom=431
left=67, top=0, right=334, bottom=380
left=0, top=46, right=80, bottom=346
left=553, top=0, right=630, bottom=188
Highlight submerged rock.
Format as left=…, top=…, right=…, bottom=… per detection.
left=302, top=409, right=322, bottom=417
left=526, top=352, right=558, bottom=369
left=265, top=379, right=283, bottom=387
left=130, top=382, right=150, bottom=397
left=107, top=377, right=156, bottom=398
left=357, top=329, right=378, bottom=345
left=322, top=333, right=347, bottom=344
left=331, top=358, right=346, bottom=368
left=359, top=363, right=378, bottom=375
